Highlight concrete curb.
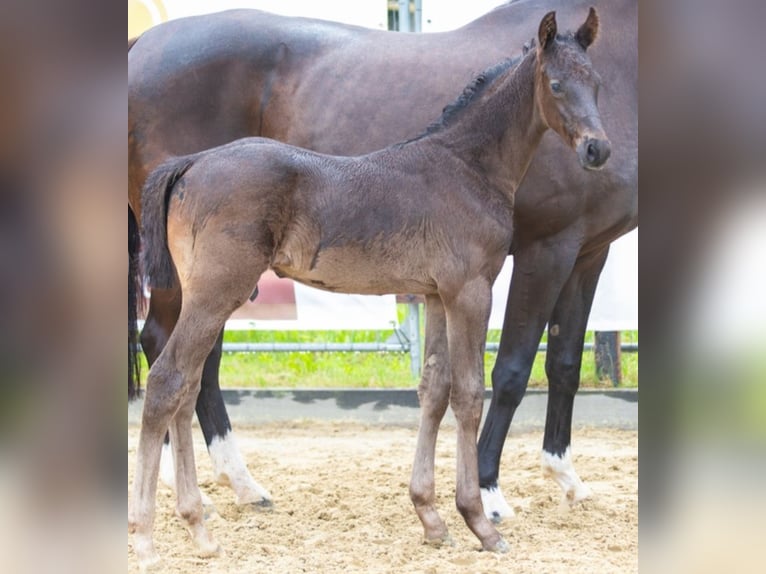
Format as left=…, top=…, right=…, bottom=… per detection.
left=129, top=388, right=637, bottom=430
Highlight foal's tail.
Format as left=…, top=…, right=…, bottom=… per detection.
left=128, top=206, right=143, bottom=400
left=140, top=156, right=196, bottom=291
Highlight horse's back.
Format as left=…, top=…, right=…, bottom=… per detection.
left=130, top=0, right=636, bottom=241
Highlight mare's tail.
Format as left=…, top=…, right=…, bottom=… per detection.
left=128, top=33, right=143, bottom=399
left=128, top=206, right=143, bottom=400
left=140, top=156, right=196, bottom=291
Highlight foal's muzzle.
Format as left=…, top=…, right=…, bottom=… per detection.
left=577, top=137, right=611, bottom=170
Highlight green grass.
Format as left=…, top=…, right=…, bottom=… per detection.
left=138, top=306, right=637, bottom=389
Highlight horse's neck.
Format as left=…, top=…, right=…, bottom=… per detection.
left=432, top=53, right=545, bottom=198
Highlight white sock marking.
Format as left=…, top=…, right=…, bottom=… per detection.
left=208, top=432, right=272, bottom=505
left=541, top=447, right=593, bottom=504
left=480, top=484, right=516, bottom=521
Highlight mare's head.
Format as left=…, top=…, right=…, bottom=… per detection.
left=534, top=8, right=610, bottom=170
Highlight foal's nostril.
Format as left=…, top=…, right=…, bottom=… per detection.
left=586, top=141, right=598, bottom=163
left=578, top=138, right=610, bottom=170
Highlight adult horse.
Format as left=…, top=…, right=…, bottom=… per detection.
left=128, top=0, right=637, bottom=520
left=129, top=11, right=608, bottom=567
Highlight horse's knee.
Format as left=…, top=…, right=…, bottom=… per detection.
left=409, top=480, right=431, bottom=509
left=490, top=359, right=529, bottom=409
left=545, top=354, right=581, bottom=395
left=449, top=383, right=484, bottom=422
left=176, top=498, right=204, bottom=526
left=141, top=367, right=185, bottom=432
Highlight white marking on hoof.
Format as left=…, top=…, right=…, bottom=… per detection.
left=541, top=447, right=593, bottom=506
left=480, top=485, right=516, bottom=523
left=209, top=433, right=273, bottom=506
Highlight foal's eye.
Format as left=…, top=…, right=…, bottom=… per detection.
left=550, top=80, right=563, bottom=94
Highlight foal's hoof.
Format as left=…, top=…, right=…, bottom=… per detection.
left=196, top=541, right=222, bottom=559
left=484, top=537, right=511, bottom=554
left=202, top=502, right=218, bottom=520
left=424, top=533, right=454, bottom=548
left=137, top=554, right=162, bottom=574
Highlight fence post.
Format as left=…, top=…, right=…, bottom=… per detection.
left=404, top=300, right=421, bottom=378
left=594, top=331, right=622, bottom=386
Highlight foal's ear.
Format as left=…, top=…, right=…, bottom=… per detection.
left=575, top=7, right=599, bottom=50
left=538, top=11, right=557, bottom=51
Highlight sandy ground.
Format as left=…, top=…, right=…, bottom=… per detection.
left=128, top=421, right=637, bottom=573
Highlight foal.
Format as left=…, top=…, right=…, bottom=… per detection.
left=130, top=9, right=608, bottom=569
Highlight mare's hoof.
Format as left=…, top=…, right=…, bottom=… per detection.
left=243, top=498, right=273, bottom=512
left=480, top=485, right=515, bottom=524
left=559, top=488, right=595, bottom=512
left=424, top=533, right=454, bottom=548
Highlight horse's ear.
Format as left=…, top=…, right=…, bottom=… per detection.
left=538, top=11, right=557, bottom=51
left=575, top=7, right=599, bottom=50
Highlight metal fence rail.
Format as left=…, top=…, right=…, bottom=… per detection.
left=137, top=304, right=636, bottom=385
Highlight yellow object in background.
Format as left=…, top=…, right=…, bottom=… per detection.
left=128, top=0, right=167, bottom=38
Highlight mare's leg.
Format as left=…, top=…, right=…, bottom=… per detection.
left=196, top=329, right=272, bottom=507
left=410, top=295, right=452, bottom=545
left=542, top=246, right=609, bottom=505
left=477, top=240, right=580, bottom=521
left=444, top=278, right=507, bottom=553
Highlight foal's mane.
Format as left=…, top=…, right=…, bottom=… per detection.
left=396, top=40, right=536, bottom=147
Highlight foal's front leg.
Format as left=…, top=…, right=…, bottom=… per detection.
left=410, top=295, right=452, bottom=545
left=445, top=278, right=509, bottom=553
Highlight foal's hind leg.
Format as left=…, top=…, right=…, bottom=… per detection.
left=410, top=295, right=452, bottom=546
left=542, top=246, right=609, bottom=507
left=130, top=260, right=265, bottom=569
left=142, top=287, right=271, bottom=509
left=168, top=392, right=220, bottom=557
left=444, top=278, right=508, bottom=553
left=130, top=305, right=230, bottom=570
